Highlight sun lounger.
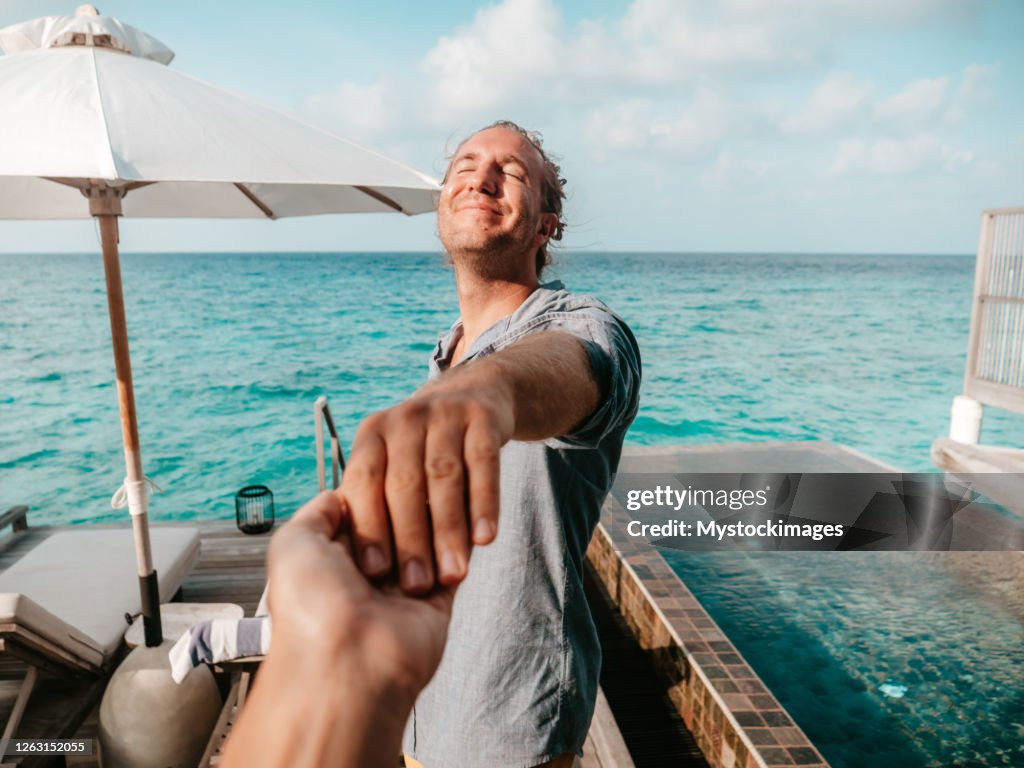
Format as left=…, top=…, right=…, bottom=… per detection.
left=0, top=526, right=201, bottom=753
left=932, top=207, right=1024, bottom=513
left=192, top=589, right=270, bottom=768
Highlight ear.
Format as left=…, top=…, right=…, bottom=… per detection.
left=537, top=212, right=558, bottom=242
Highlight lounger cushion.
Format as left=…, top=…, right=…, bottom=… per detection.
left=0, top=591, right=105, bottom=668
left=0, top=527, right=200, bottom=661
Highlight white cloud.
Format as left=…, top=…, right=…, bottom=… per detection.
left=947, top=64, right=995, bottom=122
left=781, top=73, right=873, bottom=136
left=829, top=134, right=972, bottom=176
left=421, top=0, right=562, bottom=122
left=701, top=150, right=775, bottom=190
left=302, top=0, right=992, bottom=144
left=584, top=89, right=736, bottom=159
left=874, top=76, right=950, bottom=127
left=722, top=0, right=984, bottom=28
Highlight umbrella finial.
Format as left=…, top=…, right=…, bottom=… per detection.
left=75, top=4, right=100, bottom=16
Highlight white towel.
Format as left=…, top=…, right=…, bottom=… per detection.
left=169, top=615, right=271, bottom=683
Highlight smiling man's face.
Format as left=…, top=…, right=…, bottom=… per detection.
left=438, top=126, right=556, bottom=282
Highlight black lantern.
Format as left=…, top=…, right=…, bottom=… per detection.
left=235, top=485, right=275, bottom=534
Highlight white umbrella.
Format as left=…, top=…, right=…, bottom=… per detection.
left=0, top=7, right=440, bottom=647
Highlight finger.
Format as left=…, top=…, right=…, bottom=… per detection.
left=424, top=419, right=470, bottom=586
left=342, top=424, right=393, bottom=577
left=464, top=417, right=501, bottom=545
left=268, top=494, right=363, bottom=593
left=383, top=419, right=434, bottom=594
left=289, top=490, right=349, bottom=539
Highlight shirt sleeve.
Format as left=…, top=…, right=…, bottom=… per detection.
left=496, top=305, right=641, bottom=447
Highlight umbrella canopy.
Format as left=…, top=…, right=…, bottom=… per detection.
left=0, top=13, right=439, bottom=218
left=0, top=7, right=440, bottom=646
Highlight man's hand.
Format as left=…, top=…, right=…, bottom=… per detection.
left=342, top=363, right=515, bottom=593
left=342, top=331, right=601, bottom=594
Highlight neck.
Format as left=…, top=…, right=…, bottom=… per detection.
left=453, top=267, right=539, bottom=354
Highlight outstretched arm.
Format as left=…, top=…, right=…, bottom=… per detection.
left=342, top=330, right=601, bottom=593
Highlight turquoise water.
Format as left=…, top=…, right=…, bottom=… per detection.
left=2, top=251, right=1023, bottom=525
left=663, top=550, right=1024, bottom=768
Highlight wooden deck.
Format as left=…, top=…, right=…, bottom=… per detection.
left=1, top=519, right=638, bottom=767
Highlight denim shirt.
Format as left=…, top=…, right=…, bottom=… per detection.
left=402, top=281, right=641, bottom=768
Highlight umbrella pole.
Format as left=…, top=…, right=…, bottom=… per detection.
left=93, top=191, right=163, bottom=647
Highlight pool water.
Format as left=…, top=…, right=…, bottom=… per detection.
left=662, top=550, right=1024, bottom=767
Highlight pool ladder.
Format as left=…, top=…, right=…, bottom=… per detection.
left=314, top=395, right=346, bottom=491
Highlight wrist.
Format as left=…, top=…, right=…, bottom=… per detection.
left=272, top=630, right=418, bottom=711
left=224, top=646, right=414, bottom=768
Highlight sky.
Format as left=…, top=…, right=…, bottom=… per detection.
left=0, top=0, right=1021, bottom=254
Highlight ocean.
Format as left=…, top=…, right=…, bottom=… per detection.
left=2, top=251, right=1021, bottom=526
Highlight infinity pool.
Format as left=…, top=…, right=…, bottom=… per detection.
left=662, top=550, right=1024, bottom=768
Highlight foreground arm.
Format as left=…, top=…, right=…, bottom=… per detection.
left=220, top=491, right=454, bottom=768
left=343, top=330, right=601, bottom=592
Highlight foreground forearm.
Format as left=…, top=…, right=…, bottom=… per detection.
left=436, top=331, right=600, bottom=441
left=221, top=651, right=412, bottom=768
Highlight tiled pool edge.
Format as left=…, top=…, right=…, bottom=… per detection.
left=586, top=522, right=831, bottom=768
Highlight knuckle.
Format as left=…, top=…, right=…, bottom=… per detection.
left=463, top=399, right=492, bottom=420
left=388, top=466, right=423, bottom=493
left=465, top=437, right=500, bottom=464
left=393, top=400, right=427, bottom=422
left=354, top=411, right=385, bottom=440
left=426, top=454, right=464, bottom=481
left=343, top=459, right=383, bottom=489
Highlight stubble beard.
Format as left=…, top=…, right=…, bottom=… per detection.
left=440, top=214, right=538, bottom=283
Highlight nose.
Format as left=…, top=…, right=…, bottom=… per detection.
left=465, top=162, right=500, bottom=196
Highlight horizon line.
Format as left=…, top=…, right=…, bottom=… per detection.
left=0, top=248, right=975, bottom=257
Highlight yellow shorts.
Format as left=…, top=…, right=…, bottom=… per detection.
left=404, top=754, right=578, bottom=768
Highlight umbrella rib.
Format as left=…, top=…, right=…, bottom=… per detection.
left=234, top=183, right=276, bottom=219
left=355, top=186, right=404, bottom=213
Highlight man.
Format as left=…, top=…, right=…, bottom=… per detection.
left=342, top=121, right=641, bottom=768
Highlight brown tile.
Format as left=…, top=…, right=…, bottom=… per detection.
left=750, top=694, right=779, bottom=709
left=771, top=727, right=806, bottom=746
left=758, top=747, right=794, bottom=765
left=733, top=711, right=765, bottom=727
left=721, top=693, right=753, bottom=710
left=787, top=747, right=822, bottom=765
left=725, top=664, right=752, bottom=679
left=704, top=665, right=731, bottom=680
left=745, top=728, right=779, bottom=746
left=762, top=710, right=794, bottom=728
left=736, top=678, right=769, bottom=695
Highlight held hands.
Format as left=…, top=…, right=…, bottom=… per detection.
left=221, top=492, right=457, bottom=768
left=266, top=491, right=455, bottom=702
left=340, top=361, right=515, bottom=593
